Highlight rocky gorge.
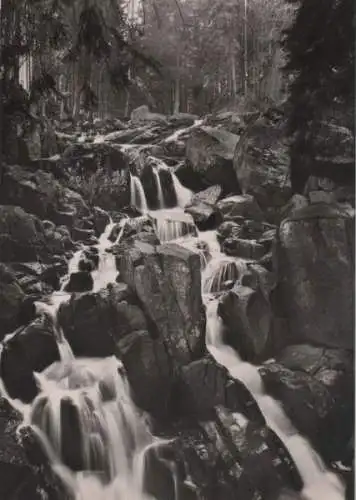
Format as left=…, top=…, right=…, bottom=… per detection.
left=0, top=104, right=354, bottom=500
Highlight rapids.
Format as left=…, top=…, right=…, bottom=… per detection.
left=0, top=130, right=346, bottom=500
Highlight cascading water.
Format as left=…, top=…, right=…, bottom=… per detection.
left=202, top=275, right=346, bottom=500
left=170, top=172, right=193, bottom=208
left=152, top=168, right=165, bottom=209
left=130, top=174, right=148, bottom=213
left=152, top=209, right=197, bottom=242
left=29, top=356, right=157, bottom=500
left=0, top=218, right=164, bottom=500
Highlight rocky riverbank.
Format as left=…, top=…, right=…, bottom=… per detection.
left=0, top=104, right=353, bottom=500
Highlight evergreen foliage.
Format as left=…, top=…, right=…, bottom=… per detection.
left=282, top=0, right=355, bottom=192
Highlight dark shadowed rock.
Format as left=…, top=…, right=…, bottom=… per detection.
left=92, top=206, right=110, bottom=236
left=216, top=221, right=243, bottom=243
left=219, top=285, right=272, bottom=361
left=0, top=264, right=25, bottom=341
left=280, top=194, right=309, bottom=220
left=222, top=237, right=266, bottom=260
left=185, top=203, right=223, bottom=231
left=0, top=165, right=90, bottom=227
left=117, top=331, right=172, bottom=419
left=159, top=168, right=178, bottom=208
left=57, top=285, right=136, bottom=357
left=185, top=185, right=223, bottom=230
left=274, top=203, right=354, bottom=349
left=260, top=354, right=354, bottom=464
left=178, top=357, right=265, bottom=424
left=0, top=398, right=68, bottom=500
left=233, top=109, right=291, bottom=222
left=0, top=316, right=60, bottom=403
left=174, top=407, right=302, bottom=500
left=0, top=206, right=46, bottom=262
left=63, top=271, right=94, bottom=292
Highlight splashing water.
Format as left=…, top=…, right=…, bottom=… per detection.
left=170, top=172, right=193, bottom=208
left=203, top=298, right=345, bottom=500
left=28, top=356, right=158, bottom=500
left=152, top=168, right=165, bottom=209
left=152, top=209, right=197, bottom=242
left=130, top=174, right=148, bottom=213
left=202, top=256, right=248, bottom=294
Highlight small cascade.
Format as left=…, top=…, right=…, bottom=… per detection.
left=203, top=298, right=346, bottom=500
left=130, top=174, right=148, bottom=213
left=152, top=209, right=198, bottom=242
left=0, top=217, right=168, bottom=500
left=202, top=257, right=248, bottom=294
left=91, top=220, right=119, bottom=293
left=152, top=168, right=165, bottom=209
left=170, top=172, right=193, bottom=208
left=28, top=356, right=156, bottom=499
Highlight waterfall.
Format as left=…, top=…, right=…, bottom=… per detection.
left=152, top=209, right=197, bottom=242
left=203, top=296, right=345, bottom=500
left=0, top=218, right=166, bottom=500
left=130, top=174, right=148, bottom=213
left=153, top=168, right=165, bottom=209
left=29, top=356, right=156, bottom=500
left=170, top=172, right=193, bottom=208
left=202, top=257, right=248, bottom=294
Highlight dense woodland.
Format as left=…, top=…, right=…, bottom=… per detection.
left=0, top=0, right=354, bottom=188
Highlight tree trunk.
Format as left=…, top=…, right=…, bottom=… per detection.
left=243, top=0, right=248, bottom=98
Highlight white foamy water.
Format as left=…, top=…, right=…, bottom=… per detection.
left=163, top=119, right=204, bottom=144
left=28, top=355, right=158, bottom=500
left=151, top=208, right=197, bottom=242
left=204, top=298, right=345, bottom=500
left=171, top=172, right=193, bottom=208
left=0, top=216, right=167, bottom=500
left=91, top=220, right=122, bottom=293
left=130, top=174, right=148, bottom=213
left=152, top=168, right=165, bottom=209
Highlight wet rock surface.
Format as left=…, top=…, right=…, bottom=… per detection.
left=274, top=203, right=354, bottom=350
left=0, top=398, right=68, bottom=500
left=117, top=241, right=206, bottom=367
left=0, top=106, right=353, bottom=500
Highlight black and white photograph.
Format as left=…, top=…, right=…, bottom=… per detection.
left=0, top=0, right=354, bottom=499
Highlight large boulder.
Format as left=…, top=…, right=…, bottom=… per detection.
left=218, top=284, right=273, bottom=361
left=174, top=407, right=302, bottom=500
left=260, top=344, right=354, bottom=464
left=185, top=204, right=223, bottom=231
left=0, top=315, right=60, bottom=403
left=117, top=241, right=205, bottom=367
left=0, top=205, right=62, bottom=263
left=222, top=238, right=266, bottom=260
left=0, top=165, right=90, bottom=228
left=177, top=357, right=265, bottom=424
left=233, top=108, right=291, bottom=223
left=185, top=185, right=223, bottom=230
left=179, top=126, right=240, bottom=194
left=216, top=194, right=264, bottom=222
left=273, top=203, right=354, bottom=350
left=0, top=398, right=68, bottom=500
left=0, top=264, right=26, bottom=341
left=57, top=283, right=134, bottom=357
left=117, top=330, right=172, bottom=419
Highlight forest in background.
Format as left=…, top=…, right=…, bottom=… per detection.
left=0, top=0, right=354, bottom=189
